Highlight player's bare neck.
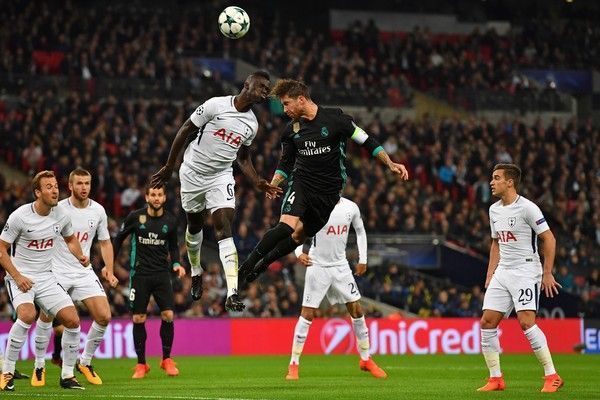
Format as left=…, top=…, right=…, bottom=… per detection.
left=501, top=191, right=518, bottom=206
left=302, top=103, right=318, bottom=121
left=233, top=95, right=251, bottom=113
left=70, top=196, right=89, bottom=209
left=33, top=200, right=51, bottom=216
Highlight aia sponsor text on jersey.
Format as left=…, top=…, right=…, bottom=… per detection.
left=214, top=128, right=242, bottom=147
left=27, top=238, right=54, bottom=249
left=497, top=231, right=517, bottom=242
left=326, top=225, right=349, bottom=235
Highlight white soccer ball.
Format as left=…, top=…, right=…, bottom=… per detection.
left=218, top=6, right=250, bottom=39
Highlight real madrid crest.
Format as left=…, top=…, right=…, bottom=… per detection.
left=508, top=217, right=516, bottom=228
left=139, top=215, right=147, bottom=224
left=293, top=122, right=300, bottom=133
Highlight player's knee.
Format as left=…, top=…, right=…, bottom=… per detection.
left=61, top=315, right=80, bottom=329
left=161, top=310, right=174, bottom=322
left=133, top=314, right=147, bottom=323
left=95, top=312, right=111, bottom=326
left=300, top=308, right=314, bottom=321
left=518, top=319, right=535, bottom=331
left=39, top=311, right=54, bottom=324
left=480, top=316, right=497, bottom=329
left=18, top=308, right=37, bottom=325
left=291, top=230, right=305, bottom=244
left=214, top=226, right=232, bottom=242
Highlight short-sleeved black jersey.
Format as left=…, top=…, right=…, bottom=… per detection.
left=113, top=208, right=180, bottom=276
left=275, top=107, right=361, bottom=194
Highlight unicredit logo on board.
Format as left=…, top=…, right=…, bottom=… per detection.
left=320, top=318, right=356, bottom=354
left=319, top=319, right=488, bottom=355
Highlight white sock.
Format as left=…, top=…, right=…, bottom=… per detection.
left=3, top=319, right=31, bottom=374
left=524, top=324, right=556, bottom=375
left=481, top=328, right=502, bottom=377
left=290, top=316, right=311, bottom=365
left=218, top=237, right=239, bottom=297
left=80, top=322, right=107, bottom=366
left=351, top=316, right=371, bottom=361
left=6, top=320, right=31, bottom=372
left=61, top=327, right=80, bottom=379
left=34, top=319, right=53, bottom=369
left=186, top=228, right=203, bottom=276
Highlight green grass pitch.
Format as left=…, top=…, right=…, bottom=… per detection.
left=7, top=354, right=600, bottom=399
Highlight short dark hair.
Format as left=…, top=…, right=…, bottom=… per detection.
left=493, top=163, right=521, bottom=189
left=69, top=167, right=91, bottom=182
left=146, top=182, right=166, bottom=194
left=31, top=170, right=56, bottom=196
left=249, top=70, right=270, bottom=81
left=270, top=79, right=311, bottom=99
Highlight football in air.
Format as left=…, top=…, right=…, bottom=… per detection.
left=219, top=6, right=250, bottom=39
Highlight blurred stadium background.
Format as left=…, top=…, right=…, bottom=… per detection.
left=0, top=0, right=599, bottom=397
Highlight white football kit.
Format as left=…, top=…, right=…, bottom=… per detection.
left=180, top=95, right=258, bottom=213
left=52, top=198, right=109, bottom=301
left=0, top=203, right=75, bottom=316
left=483, top=195, right=550, bottom=313
left=294, top=198, right=368, bottom=308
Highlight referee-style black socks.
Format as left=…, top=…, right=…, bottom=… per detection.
left=242, top=222, right=294, bottom=270
left=133, top=322, right=147, bottom=364
left=160, top=320, right=174, bottom=360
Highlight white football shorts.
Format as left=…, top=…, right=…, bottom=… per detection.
left=179, top=163, right=236, bottom=213
left=302, top=265, right=361, bottom=308
left=5, top=272, right=74, bottom=317
left=483, top=267, right=542, bottom=314
left=54, top=267, right=106, bottom=302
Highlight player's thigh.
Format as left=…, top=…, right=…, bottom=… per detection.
left=302, top=193, right=339, bottom=237
left=482, top=272, right=513, bottom=314
left=509, top=272, right=542, bottom=313
left=82, top=295, right=112, bottom=325
left=281, top=180, right=308, bottom=218
left=179, top=165, right=208, bottom=213
left=206, top=172, right=236, bottom=213
left=66, top=270, right=107, bottom=303
left=302, top=266, right=332, bottom=308
left=5, top=278, right=36, bottom=320
left=34, top=277, right=75, bottom=318
left=130, top=274, right=152, bottom=314
left=150, top=274, right=175, bottom=312
left=328, top=266, right=361, bottom=305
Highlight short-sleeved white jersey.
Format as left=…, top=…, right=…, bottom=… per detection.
left=0, top=203, right=74, bottom=276
left=489, top=195, right=550, bottom=272
left=183, top=95, right=258, bottom=175
left=53, top=198, right=109, bottom=275
left=295, top=198, right=367, bottom=268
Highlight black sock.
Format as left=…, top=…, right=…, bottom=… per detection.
left=258, top=236, right=300, bottom=268
left=133, top=322, right=147, bottom=364
left=52, top=332, right=62, bottom=360
left=160, top=320, right=174, bottom=360
left=242, top=223, right=294, bottom=270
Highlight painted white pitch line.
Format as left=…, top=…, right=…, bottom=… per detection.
left=6, top=394, right=272, bottom=400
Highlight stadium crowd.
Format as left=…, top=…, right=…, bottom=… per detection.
left=2, top=1, right=599, bottom=109
left=0, top=86, right=598, bottom=318
left=1, top=0, right=599, bottom=319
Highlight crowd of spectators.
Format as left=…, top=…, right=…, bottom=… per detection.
left=1, top=86, right=598, bottom=318
left=2, top=1, right=599, bottom=109
left=0, top=1, right=599, bottom=319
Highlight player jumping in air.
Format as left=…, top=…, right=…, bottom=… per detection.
left=478, top=164, right=563, bottom=393
left=239, top=79, right=408, bottom=285
left=151, top=71, right=282, bottom=311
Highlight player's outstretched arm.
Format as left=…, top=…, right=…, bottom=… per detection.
left=0, top=239, right=33, bottom=292
left=351, top=206, right=368, bottom=276
left=538, top=229, right=561, bottom=298
left=485, top=238, right=500, bottom=288
left=237, top=144, right=283, bottom=199
left=64, top=234, right=89, bottom=267
left=151, top=118, right=198, bottom=187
